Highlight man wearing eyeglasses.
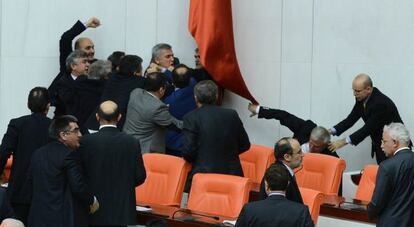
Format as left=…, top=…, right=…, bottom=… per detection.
left=328, top=73, right=405, bottom=164
left=259, top=137, right=304, bottom=204
left=26, top=115, right=99, bottom=227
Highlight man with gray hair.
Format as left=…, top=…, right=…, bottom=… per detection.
left=367, top=123, right=414, bottom=226
left=88, top=60, right=112, bottom=80
left=248, top=103, right=338, bottom=157
left=182, top=80, right=250, bottom=191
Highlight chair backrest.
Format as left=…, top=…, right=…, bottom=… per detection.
left=187, top=173, right=251, bottom=218
left=295, top=153, right=346, bottom=195
left=136, top=153, right=191, bottom=206
left=3, top=156, right=13, bottom=183
left=299, top=187, right=324, bottom=225
left=240, top=144, right=275, bottom=184
left=354, top=164, right=379, bottom=202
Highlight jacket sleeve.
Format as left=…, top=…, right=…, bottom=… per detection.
left=153, top=104, right=183, bottom=130
left=181, top=114, right=199, bottom=163
left=303, top=207, right=315, bottom=227
left=367, top=164, right=392, bottom=220
left=258, top=107, right=308, bottom=133
left=133, top=139, right=146, bottom=186
left=59, top=20, right=86, bottom=72
left=333, top=101, right=361, bottom=136
left=236, top=112, right=250, bottom=154
left=0, top=119, right=19, bottom=175
left=64, top=151, right=93, bottom=206
left=235, top=205, right=248, bottom=227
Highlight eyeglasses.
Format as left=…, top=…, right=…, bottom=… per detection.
left=64, top=128, right=80, bottom=135
left=381, top=139, right=395, bottom=144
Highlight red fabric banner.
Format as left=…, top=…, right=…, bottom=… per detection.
left=188, top=0, right=257, bottom=104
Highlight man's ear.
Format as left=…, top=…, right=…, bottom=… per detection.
left=95, top=113, right=100, bottom=122
left=283, top=153, right=291, bottom=162
left=59, top=131, right=67, bottom=141
left=117, top=114, right=122, bottom=122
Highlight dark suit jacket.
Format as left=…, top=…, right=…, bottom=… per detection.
left=84, top=74, right=146, bottom=131
left=0, top=187, right=15, bottom=222
left=258, top=107, right=338, bottom=157
left=258, top=162, right=303, bottom=204
left=49, top=20, right=89, bottom=117
left=27, top=141, right=93, bottom=227
left=78, top=126, right=146, bottom=225
left=0, top=113, right=51, bottom=204
left=333, top=87, right=403, bottom=163
left=182, top=105, right=250, bottom=191
left=164, top=79, right=197, bottom=152
left=367, top=149, right=414, bottom=227
left=235, top=194, right=313, bottom=227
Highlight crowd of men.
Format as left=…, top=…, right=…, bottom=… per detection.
left=0, top=17, right=412, bottom=227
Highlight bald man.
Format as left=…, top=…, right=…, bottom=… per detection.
left=78, top=101, right=146, bottom=226
left=49, top=17, right=101, bottom=117
left=329, top=74, right=405, bottom=163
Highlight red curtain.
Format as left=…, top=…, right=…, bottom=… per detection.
left=188, top=0, right=257, bottom=104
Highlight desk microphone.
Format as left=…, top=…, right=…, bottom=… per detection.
left=172, top=208, right=220, bottom=221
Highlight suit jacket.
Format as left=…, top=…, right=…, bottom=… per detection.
left=333, top=87, right=403, bottom=163
left=0, top=187, right=15, bottom=222
left=182, top=105, right=250, bottom=192
left=367, top=149, right=414, bottom=227
left=258, top=107, right=338, bottom=157
left=27, top=142, right=93, bottom=227
left=235, top=194, right=313, bottom=227
left=49, top=20, right=89, bottom=117
left=123, top=88, right=182, bottom=153
left=85, top=74, right=146, bottom=131
left=0, top=113, right=51, bottom=204
left=164, top=79, right=197, bottom=152
left=78, top=126, right=146, bottom=225
left=258, top=162, right=303, bottom=204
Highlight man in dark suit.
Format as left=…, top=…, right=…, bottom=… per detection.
left=247, top=104, right=338, bottom=157
left=79, top=101, right=146, bottom=227
left=367, top=123, right=414, bottom=227
left=182, top=80, right=250, bottom=192
left=49, top=17, right=101, bottom=117
left=0, top=87, right=52, bottom=224
left=85, top=55, right=145, bottom=131
left=236, top=163, right=313, bottom=227
left=164, top=64, right=197, bottom=156
left=26, top=115, right=99, bottom=227
left=329, top=74, right=405, bottom=163
left=259, top=137, right=304, bottom=203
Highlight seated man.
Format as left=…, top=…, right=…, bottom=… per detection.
left=182, top=80, right=250, bottom=192
left=248, top=103, right=338, bottom=157
left=236, top=163, right=313, bottom=227
left=259, top=137, right=304, bottom=203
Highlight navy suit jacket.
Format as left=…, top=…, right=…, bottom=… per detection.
left=236, top=194, right=313, bottom=227
left=368, top=149, right=414, bottom=227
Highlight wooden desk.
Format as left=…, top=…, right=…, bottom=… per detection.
left=320, top=199, right=375, bottom=224
left=136, top=203, right=235, bottom=227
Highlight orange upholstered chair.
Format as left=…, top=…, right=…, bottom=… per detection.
left=299, top=187, right=324, bottom=225
left=135, top=153, right=191, bottom=206
left=187, top=173, right=252, bottom=218
left=240, top=144, right=275, bottom=184
left=354, top=164, right=379, bottom=202
left=295, top=153, right=346, bottom=196
left=3, top=156, right=13, bottom=182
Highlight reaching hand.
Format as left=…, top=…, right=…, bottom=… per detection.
left=328, top=139, right=347, bottom=152
left=85, top=17, right=101, bottom=28
left=248, top=103, right=259, bottom=117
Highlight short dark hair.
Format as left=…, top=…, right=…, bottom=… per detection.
left=107, top=51, right=125, bottom=72
left=194, top=80, right=218, bottom=105
left=28, top=87, right=50, bottom=113
left=172, top=64, right=192, bottom=88
left=118, top=55, right=143, bottom=76
left=274, top=137, right=294, bottom=160
left=49, top=115, right=78, bottom=140
left=264, top=163, right=289, bottom=191
left=97, top=102, right=120, bottom=122
left=144, top=72, right=167, bottom=92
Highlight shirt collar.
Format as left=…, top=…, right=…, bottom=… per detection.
left=146, top=91, right=159, bottom=100
left=71, top=74, right=77, bottom=80
left=282, top=162, right=294, bottom=176
left=268, top=191, right=286, bottom=197
left=99, top=124, right=117, bottom=130
left=394, top=147, right=410, bottom=155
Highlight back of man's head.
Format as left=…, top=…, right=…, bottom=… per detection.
left=274, top=137, right=294, bottom=160
left=107, top=51, right=125, bottom=72
left=118, top=55, right=143, bottom=76
left=144, top=72, right=167, bottom=92
left=28, top=87, right=50, bottom=113
left=194, top=80, right=218, bottom=105
left=97, top=101, right=120, bottom=124
left=88, top=60, right=112, bottom=80
left=49, top=115, right=78, bottom=141
left=66, top=50, right=88, bottom=72
left=310, top=126, right=330, bottom=144
left=172, top=64, right=192, bottom=88
left=264, top=163, right=289, bottom=191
